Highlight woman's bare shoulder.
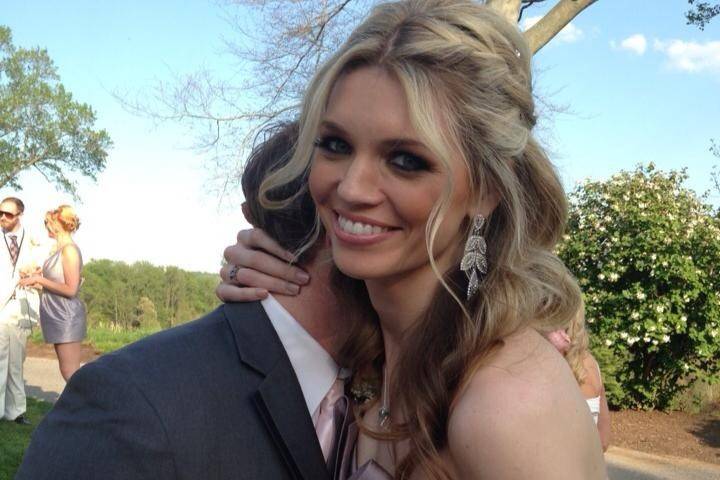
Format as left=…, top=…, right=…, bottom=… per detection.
left=446, top=328, right=606, bottom=479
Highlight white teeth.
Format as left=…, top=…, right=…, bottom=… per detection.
left=338, top=215, right=389, bottom=236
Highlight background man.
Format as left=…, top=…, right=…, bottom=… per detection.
left=0, top=196, right=41, bottom=425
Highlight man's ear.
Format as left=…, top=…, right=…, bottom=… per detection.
left=241, top=202, right=255, bottom=226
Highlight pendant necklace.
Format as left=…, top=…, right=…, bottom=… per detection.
left=378, top=365, right=391, bottom=428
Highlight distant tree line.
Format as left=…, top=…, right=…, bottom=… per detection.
left=80, top=259, right=219, bottom=330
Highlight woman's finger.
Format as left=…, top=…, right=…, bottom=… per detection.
left=223, top=245, right=309, bottom=285
left=220, top=263, right=302, bottom=296
left=215, top=283, right=269, bottom=303
left=235, top=229, right=295, bottom=262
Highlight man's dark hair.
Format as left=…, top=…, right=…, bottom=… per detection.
left=242, top=121, right=318, bottom=264
left=1, top=197, right=25, bottom=214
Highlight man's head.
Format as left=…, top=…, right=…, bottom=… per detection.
left=0, top=197, right=24, bottom=232
left=242, top=121, right=319, bottom=265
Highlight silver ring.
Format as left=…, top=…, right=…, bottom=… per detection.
left=228, top=264, right=240, bottom=282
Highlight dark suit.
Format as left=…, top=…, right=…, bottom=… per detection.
left=16, top=302, right=330, bottom=480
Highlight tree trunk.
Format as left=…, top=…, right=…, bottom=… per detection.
left=486, top=0, right=522, bottom=23
left=524, top=0, right=598, bottom=54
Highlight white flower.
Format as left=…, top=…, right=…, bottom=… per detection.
left=598, top=273, right=605, bottom=281
left=661, top=261, right=668, bottom=267
left=680, top=315, right=687, bottom=323
left=620, top=332, right=628, bottom=339
left=628, top=337, right=638, bottom=345
left=638, top=202, right=646, bottom=209
left=643, top=336, right=651, bottom=343
left=655, top=305, right=664, bottom=313
left=650, top=254, right=657, bottom=261
left=631, top=312, right=640, bottom=320
left=652, top=339, right=659, bottom=345
left=604, top=339, right=613, bottom=346
left=587, top=317, right=594, bottom=324
left=648, top=325, right=656, bottom=332
left=662, top=335, right=670, bottom=343
left=711, top=330, right=717, bottom=338
left=609, top=273, right=619, bottom=282
left=636, top=292, right=646, bottom=300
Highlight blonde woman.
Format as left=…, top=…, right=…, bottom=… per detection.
left=220, top=1, right=606, bottom=477
left=20, top=205, right=85, bottom=381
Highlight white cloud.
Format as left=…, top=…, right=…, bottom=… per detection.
left=619, top=34, right=647, bottom=55
left=653, top=39, right=720, bottom=74
left=521, top=16, right=583, bottom=44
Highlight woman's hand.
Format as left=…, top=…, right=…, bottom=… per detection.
left=18, top=275, right=44, bottom=289
left=217, top=228, right=311, bottom=302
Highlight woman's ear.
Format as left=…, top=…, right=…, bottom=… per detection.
left=469, top=187, right=500, bottom=220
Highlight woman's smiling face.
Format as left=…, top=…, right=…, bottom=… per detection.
left=308, top=66, right=475, bottom=284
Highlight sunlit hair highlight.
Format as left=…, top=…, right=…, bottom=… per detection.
left=259, top=1, right=582, bottom=477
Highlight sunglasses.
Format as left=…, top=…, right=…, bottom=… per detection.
left=0, top=211, right=18, bottom=219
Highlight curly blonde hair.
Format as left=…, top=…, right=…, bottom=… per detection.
left=259, top=1, right=581, bottom=477
left=46, top=205, right=80, bottom=234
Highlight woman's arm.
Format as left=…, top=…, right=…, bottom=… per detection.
left=217, top=228, right=310, bottom=302
left=594, top=359, right=612, bottom=452
left=20, top=245, right=82, bottom=298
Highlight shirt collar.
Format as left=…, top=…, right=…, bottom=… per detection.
left=4, top=226, right=24, bottom=239
left=261, top=294, right=342, bottom=418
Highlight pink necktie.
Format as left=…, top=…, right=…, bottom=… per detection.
left=315, top=377, right=345, bottom=462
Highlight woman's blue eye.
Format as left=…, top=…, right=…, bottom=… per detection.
left=389, top=152, right=429, bottom=172
left=314, top=136, right=352, bottom=155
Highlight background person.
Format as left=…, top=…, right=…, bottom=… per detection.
left=0, top=196, right=42, bottom=425
left=20, top=205, right=85, bottom=381
left=545, top=308, right=612, bottom=452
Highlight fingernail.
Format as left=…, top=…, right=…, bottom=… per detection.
left=296, top=272, right=310, bottom=284
left=287, top=283, right=300, bottom=295
left=256, top=289, right=269, bottom=299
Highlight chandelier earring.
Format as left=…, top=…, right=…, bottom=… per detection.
left=460, top=213, right=488, bottom=300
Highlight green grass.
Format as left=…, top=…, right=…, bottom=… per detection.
left=30, top=325, right=161, bottom=354
left=0, top=398, right=53, bottom=480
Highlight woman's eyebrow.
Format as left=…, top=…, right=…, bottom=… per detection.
left=320, top=120, right=429, bottom=151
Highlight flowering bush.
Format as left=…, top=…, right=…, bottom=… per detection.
left=558, top=164, right=720, bottom=409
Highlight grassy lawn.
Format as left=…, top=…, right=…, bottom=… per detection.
left=30, top=325, right=161, bottom=353
left=0, top=398, right=53, bottom=480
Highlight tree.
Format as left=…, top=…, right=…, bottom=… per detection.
left=686, top=0, right=720, bottom=30
left=123, top=0, right=598, bottom=194
left=134, top=296, right=161, bottom=330
left=0, top=26, right=111, bottom=196
left=558, top=164, right=720, bottom=409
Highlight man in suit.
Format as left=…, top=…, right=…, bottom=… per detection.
left=17, top=122, right=348, bottom=480
left=0, top=196, right=41, bottom=425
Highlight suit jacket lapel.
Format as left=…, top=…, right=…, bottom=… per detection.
left=224, top=302, right=330, bottom=480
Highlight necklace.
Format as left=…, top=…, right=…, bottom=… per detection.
left=378, top=365, right=390, bottom=428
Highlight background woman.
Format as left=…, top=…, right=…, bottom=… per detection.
left=225, top=0, right=605, bottom=477
left=20, top=205, right=85, bottom=381
left=545, top=308, right=612, bottom=452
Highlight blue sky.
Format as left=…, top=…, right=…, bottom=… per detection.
left=2, top=0, right=718, bottom=273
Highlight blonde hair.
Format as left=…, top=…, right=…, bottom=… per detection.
left=46, top=205, right=80, bottom=233
left=260, top=1, right=581, bottom=477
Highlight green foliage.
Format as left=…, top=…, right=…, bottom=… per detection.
left=80, top=259, right=219, bottom=331
left=686, top=1, right=720, bottom=30
left=0, top=26, right=111, bottom=196
left=0, top=398, right=53, bottom=480
left=558, top=164, right=720, bottom=409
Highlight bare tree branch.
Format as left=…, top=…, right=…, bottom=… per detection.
left=486, top=0, right=522, bottom=23
left=524, top=0, right=598, bottom=54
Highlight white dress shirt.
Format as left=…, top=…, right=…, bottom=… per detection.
left=260, top=294, right=348, bottom=426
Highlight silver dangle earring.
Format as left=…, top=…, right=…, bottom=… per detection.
left=460, top=214, right=488, bottom=300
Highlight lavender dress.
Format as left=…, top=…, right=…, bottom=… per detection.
left=39, top=245, right=86, bottom=343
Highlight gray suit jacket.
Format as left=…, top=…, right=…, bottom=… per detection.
left=16, top=302, right=331, bottom=480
